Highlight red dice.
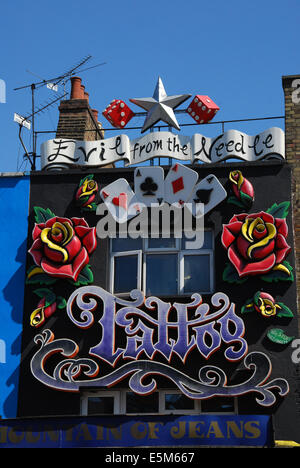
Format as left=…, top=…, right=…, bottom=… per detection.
left=102, top=99, right=135, bottom=128
left=186, top=95, right=219, bottom=124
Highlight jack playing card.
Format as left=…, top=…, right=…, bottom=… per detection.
left=100, top=178, right=143, bottom=223
left=164, top=163, right=198, bottom=207
left=186, top=174, right=227, bottom=217
left=134, top=166, right=165, bottom=206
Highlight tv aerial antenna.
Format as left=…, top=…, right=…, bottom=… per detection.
left=13, top=55, right=106, bottom=170
left=15, top=91, right=68, bottom=170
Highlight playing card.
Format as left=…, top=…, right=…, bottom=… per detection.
left=164, top=163, right=198, bottom=207
left=100, top=178, right=142, bottom=223
left=186, top=174, right=227, bottom=218
left=134, top=166, right=165, bottom=206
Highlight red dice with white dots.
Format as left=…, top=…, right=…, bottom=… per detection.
left=186, top=95, right=219, bottom=124
left=102, top=99, right=135, bottom=128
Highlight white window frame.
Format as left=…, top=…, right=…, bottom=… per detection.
left=110, top=229, right=214, bottom=297
left=159, top=390, right=201, bottom=414
left=145, top=237, right=180, bottom=251
left=120, top=390, right=159, bottom=415
left=143, top=250, right=180, bottom=297
left=110, top=250, right=142, bottom=295
left=80, top=389, right=238, bottom=416
left=179, top=250, right=214, bottom=295
left=80, top=390, right=121, bottom=416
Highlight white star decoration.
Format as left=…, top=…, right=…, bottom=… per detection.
left=130, top=77, right=191, bottom=133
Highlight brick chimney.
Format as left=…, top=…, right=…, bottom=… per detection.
left=282, top=74, right=300, bottom=319
left=56, top=76, right=104, bottom=141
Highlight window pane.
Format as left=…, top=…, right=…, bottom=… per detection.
left=126, top=392, right=159, bottom=413
left=148, top=237, right=177, bottom=250
left=201, top=397, right=235, bottom=413
left=165, top=393, right=195, bottom=411
left=87, top=396, right=114, bottom=415
left=114, top=255, right=138, bottom=293
left=182, top=230, right=213, bottom=250
left=146, top=254, right=177, bottom=295
left=111, top=237, right=142, bottom=252
left=183, top=254, right=211, bottom=293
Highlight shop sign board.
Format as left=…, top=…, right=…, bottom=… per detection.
left=40, top=128, right=285, bottom=170
left=0, top=414, right=272, bottom=448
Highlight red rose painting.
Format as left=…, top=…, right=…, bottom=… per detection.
left=29, top=216, right=97, bottom=282
left=222, top=211, right=291, bottom=279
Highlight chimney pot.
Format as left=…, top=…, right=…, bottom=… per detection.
left=92, top=109, right=98, bottom=121
left=56, top=76, right=106, bottom=146
left=70, top=76, right=83, bottom=99
left=80, top=84, right=86, bottom=99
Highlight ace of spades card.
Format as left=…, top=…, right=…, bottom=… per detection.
left=134, top=166, right=165, bottom=206
left=100, top=178, right=142, bottom=223
left=186, top=174, right=227, bottom=218
left=164, top=163, right=198, bottom=207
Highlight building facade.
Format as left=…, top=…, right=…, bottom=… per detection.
left=0, top=75, right=300, bottom=449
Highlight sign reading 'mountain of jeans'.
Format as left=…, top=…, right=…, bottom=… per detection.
left=0, top=414, right=273, bottom=448
left=41, top=128, right=285, bottom=170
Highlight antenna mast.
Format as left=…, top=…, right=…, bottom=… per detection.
left=13, top=55, right=107, bottom=170
left=17, top=91, right=67, bottom=170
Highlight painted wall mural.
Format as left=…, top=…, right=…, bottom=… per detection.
left=18, top=162, right=297, bottom=420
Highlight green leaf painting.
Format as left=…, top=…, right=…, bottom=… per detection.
left=265, top=201, right=290, bottom=219
left=33, top=206, right=56, bottom=224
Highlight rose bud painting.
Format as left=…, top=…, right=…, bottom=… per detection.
left=241, top=290, right=294, bottom=345
left=30, top=288, right=66, bottom=328
left=242, top=291, right=293, bottom=318
left=242, top=291, right=281, bottom=317
left=75, top=174, right=98, bottom=212
left=30, top=296, right=57, bottom=327
left=228, top=170, right=254, bottom=209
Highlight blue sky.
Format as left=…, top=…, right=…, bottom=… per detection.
left=0, top=0, right=299, bottom=172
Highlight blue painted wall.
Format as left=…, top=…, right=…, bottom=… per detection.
left=0, top=175, right=30, bottom=418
